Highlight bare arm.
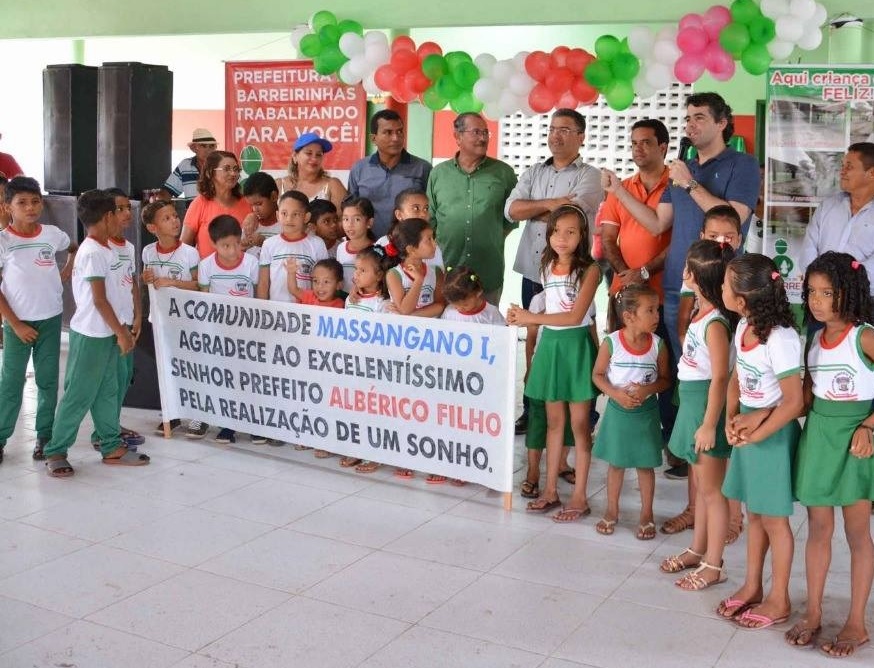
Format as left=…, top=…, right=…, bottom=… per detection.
left=694, top=321, right=730, bottom=452
left=678, top=294, right=694, bottom=345
left=256, top=265, right=271, bottom=300
left=599, top=223, right=627, bottom=274
left=180, top=225, right=196, bottom=247
left=507, top=265, right=600, bottom=327
left=0, top=273, right=37, bottom=343
left=507, top=196, right=575, bottom=222
left=387, top=267, right=424, bottom=315
left=282, top=259, right=304, bottom=300
left=741, top=373, right=803, bottom=444
left=413, top=268, right=445, bottom=318
left=91, top=278, right=134, bottom=354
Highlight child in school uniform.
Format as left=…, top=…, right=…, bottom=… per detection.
left=140, top=200, right=200, bottom=435
left=196, top=214, right=260, bottom=444
left=43, top=189, right=149, bottom=476
left=0, top=176, right=77, bottom=463
left=241, top=171, right=281, bottom=259
left=308, top=199, right=341, bottom=258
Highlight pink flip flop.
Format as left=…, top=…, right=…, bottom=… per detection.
left=735, top=609, right=789, bottom=630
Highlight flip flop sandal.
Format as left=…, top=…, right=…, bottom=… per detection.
left=46, top=458, right=75, bottom=477
left=520, top=480, right=539, bottom=498
left=355, top=461, right=380, bottom=473
left=102, top=450, right=150, bottom=466
left=660, top=548, right=704, bottom=574
left=785, top=622, right=822, bottom=647
left=558, top=468, right=576, bottom=484
left=394, top=468, right=415, bottom=478
left=553, top=506, right=591, bottom=523
left=735, top=609, right=789, bottom=630
left=636, top=522, right=657, bottom=540
left=339, top=457, right=362, bottom=468
left=120, top=429, right=146, bottom=446
left=820, top=636, right=869, bottom=658
left=596, top=518, right=617, bottom=535
left=450, top=479, right=466, bottom=486
left=526, top=497, right=561, bottom=513
left=716, top=597, right=760, bottom=619
left=675, top=561, right=727, bottom=590
left=313, top=449, right=333, bottom=459
left=293, top=444, right=312, bottom=451
left=426, top=475, right=447, bottom=484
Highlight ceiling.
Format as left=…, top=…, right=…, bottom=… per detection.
left=2, top=0, right=871, bottom=39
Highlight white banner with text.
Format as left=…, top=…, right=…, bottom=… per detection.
left=150, top=287, right=517, bottom=492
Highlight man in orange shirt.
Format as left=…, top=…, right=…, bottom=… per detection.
left=600, top=119, right=684, bottom=478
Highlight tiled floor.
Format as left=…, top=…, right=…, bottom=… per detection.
left=0, top=339, right=872, bottom=667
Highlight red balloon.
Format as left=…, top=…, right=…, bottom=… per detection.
left=524, top=51, right=551, bottom=81
left=374, top=64, right=397, bottom=91
left=528, top=82, right=558, bottom=113
left=416, top=41, right=442, bottom=60
left=404, top=68, right=431, bottom=94
left=550, top=46, right=571, bottom=68
left=391, top=35, right=416, bottom=53
left=557, top=91, right=578, bottom=109
left=544, top=66, right=575, bottom=95
left=571, top=77, right=599, bottom=105
left=390, top=49, right=419, bottom=74
left=391, top=80, right=417, bottom=103
left=566, top=48, right=595, bottom=73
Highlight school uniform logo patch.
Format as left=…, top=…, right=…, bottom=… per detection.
left=34, top=246, right=55, bottom=267
left=230, top=279, right=250, bottom=296
left=828, top=371, right=857, bottom=400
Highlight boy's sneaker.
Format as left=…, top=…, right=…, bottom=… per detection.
left=154, top=418, right=182, bottom=435
left=185, top=421, right=209, bottom=439
left=214, top=428, right=236, bottom=444
left=250, top=435, right=268, bottom=445
left=32, top=437, right=49, bottom=461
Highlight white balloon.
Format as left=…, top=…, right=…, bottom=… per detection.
left=776, top=15, right=805, bottom=43
left=634, top=76, right=656, bottom=100
left=628, top=26, right=656, bottom=57
left=508, top=72, right=534, bottom=97
left=498, top=90, right=520, bottom=116
left=339, top=32, right=364, bottom=58
left=364, top=44, right=390, bottom=68
left=364, top=31, right=387, bottom=47
left=289, top=25, right=312, bottom=53
left=519, top=100, right=536, bottom=117
left=338, top=62, right=361, bottom=85
left=809, top=3, right=828, bottom=27
left=513, top=51, right=530, bottom=70
left=767, top=39, right=795, bottom=59
left=474, top=53, right=497, bottom=76
left=473, top=78, right=500, bottom=103
left=492, top=60, right=515, bottom=84
left=645, top=62, right=673, bottom=90
left=789, top=0, right=816, bottom=20
left=797, top=27, right=823, bottom=50
left=347, top=57, right=368, bottom=78
left=760, top=0, right=790, bottom=18
left=483, top=102, right=503, bottom=120
left=656, top=26, right=677, bottom=43
left=362, top=72, right=380, bottom=96
left=653, top=38, right=681, bottom=65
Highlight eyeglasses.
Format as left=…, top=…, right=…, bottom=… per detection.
left=216, top=166, right=242, bottom=174
left=548, top=126, right=582, bottom=137
left=461, top=129, right=490, bottom=137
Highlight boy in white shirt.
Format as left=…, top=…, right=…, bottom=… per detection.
left=43, top=189, right=150, bottom=477
left=193, top=214, right=259, bottom=443
left=0, top=177, right=77, bottom=463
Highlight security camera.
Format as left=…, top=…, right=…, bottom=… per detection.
left=829, top=13, right=863, bottom=28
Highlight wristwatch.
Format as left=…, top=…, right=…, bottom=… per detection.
left=639, top=265, right=650, bottom=281
left=684, top=179, right=699, bottom=193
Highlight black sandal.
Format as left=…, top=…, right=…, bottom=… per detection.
left=520, top=480, right=539, bottom=498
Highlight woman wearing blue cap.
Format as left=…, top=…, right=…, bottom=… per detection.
left=279, top=132, right=347, bottom=212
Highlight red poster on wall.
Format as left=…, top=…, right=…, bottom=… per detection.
left=225, top=60, right=367, bottom=173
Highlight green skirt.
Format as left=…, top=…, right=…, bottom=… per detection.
left=794, top=398, right=874, bottom=506
left=525, top=326, right=598, bottom=403
left=668, top=380, right=731, bottom=464
left=722, top=403, right=800, bottom=517
left=593, top=396, right=662, bottom=468
left=525, top=398, right=575, bottom=450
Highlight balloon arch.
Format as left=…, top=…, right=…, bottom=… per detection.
left=290, top=0, right=827, bottom=115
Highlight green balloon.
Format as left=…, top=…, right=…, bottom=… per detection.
left=730, top=0, right=759, bottom=25
left=604, top=79, right=634, bottom=111
left=584, top=60, right=613, bottom=89
left=594, top=35, right=621, bottom=62
left=319, top=24, right=341, bottom=45
left=450, top=91, right=483, bottom=114
left=748, top=15, right=776, bottom=44
left=299, top=33, right=323, bottom=57
left=314, top=46, right=346, bottom=75
left=444, top=51, right=473, bottom=70
left=422, top=86, right=447, bottom=111
left=719, top=22, right=750, bottom=59
left=422, top=54, right=447, bottom=80
left=452, top=61, right=479, bottom=90
left=611, top=52, right=640, bottom=81
left=436, top=75, right=461, bottom=100
left=741, top=43, right=771, bottom=75
left=310, top=10, right=337, bottom=32
left=337, top=19, right=363, bottom=36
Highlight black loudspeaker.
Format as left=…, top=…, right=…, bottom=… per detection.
left=97, top=62, right=173, bottom=199
left=43, top=64, right=98, bottom=195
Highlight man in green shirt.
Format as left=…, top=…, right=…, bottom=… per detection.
left=427, top=113, right=517, bottom=305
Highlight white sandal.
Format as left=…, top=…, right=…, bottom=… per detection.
left=675, top=560, right=727, bottom=590
left=659, top=548, right=703, bottom=573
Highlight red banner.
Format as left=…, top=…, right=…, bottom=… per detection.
left=224, top=60, right=367, bottom=173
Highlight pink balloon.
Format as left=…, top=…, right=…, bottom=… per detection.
left=710, top=57, right=736, bottom=81
left=704, top=43, right=733, bottom=74
left=677, top=26, right=708, bottom=55
left=679, top=12, right=704, bottom=30
left=674, top=53, right=706, bottom=83
left=702, top=5, right=732, bottom=40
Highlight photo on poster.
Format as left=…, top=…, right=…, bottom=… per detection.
left=768, top=98, right=847, bottom=150
left=767, top=150, right=843, bottom=203
left=849, top=100, right=874, bottom=144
